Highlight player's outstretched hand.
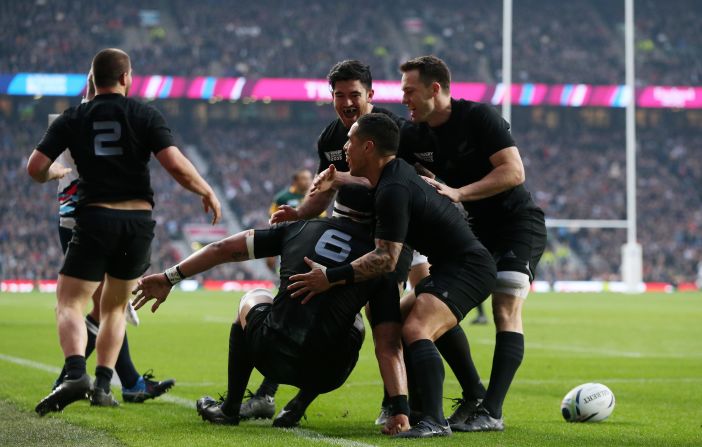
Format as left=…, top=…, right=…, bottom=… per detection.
left=310, top=164, right=338, bottom=196
left=287, top=257, right=331, bottom=304
left=382, top=414, right=410, bottom=435
left=422, top=177, right=462, bottom=202
left=202, top=193, right=222, bottom=225
left=131, top=273, right=173, bottom=313
left=269, top=205, right=299, bottom=224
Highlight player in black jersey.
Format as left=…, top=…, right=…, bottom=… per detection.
left=398, top=55, right=548, bottom=432
left=28, top=48, right=221, bottom=415
left=289, top=113, right=496, bottom=438
left=263, top=60, right=428, bottom=422
left=131, top=198, right=410, bottom=434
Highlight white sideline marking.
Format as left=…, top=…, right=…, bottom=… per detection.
left=0, top=352, right=378, bottom=447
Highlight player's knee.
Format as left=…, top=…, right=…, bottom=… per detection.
left=401, top=319, right=426, bottom=344
left=494, top=271, right=531, bottom=300
left=238, top=288, right=274, bottom=321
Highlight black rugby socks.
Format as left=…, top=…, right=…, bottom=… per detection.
left=64, top=355, right=86, bottom=380
left=222, top=323, right=254, bottom=417
left=407, top=339, right=446, bottom=424
left=483, top=331, right=524, bottom=419
left=94, top=365, right=113, bottom=393
left=435, top=324, right=486, bottom=401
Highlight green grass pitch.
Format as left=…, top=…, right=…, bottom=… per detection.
left=1, top=291, right=701, bottom=446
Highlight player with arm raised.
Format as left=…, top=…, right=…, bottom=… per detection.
left=29, top=48, right=220, bottom=415
left=132, top=193, right=410, bottom=434
left=289, top=113, right=496, bottom=438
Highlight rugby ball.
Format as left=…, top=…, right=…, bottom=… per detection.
left=561, top=383, right=615, bottom=422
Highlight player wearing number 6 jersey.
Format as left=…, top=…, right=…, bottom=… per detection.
left=132, top=194, right=410, bottom=434
left=28, top=48, right=221, bottom=415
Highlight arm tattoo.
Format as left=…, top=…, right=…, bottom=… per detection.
left=351, top=239, right=403, bottom=282
left=229, top=249, right=249, bottom=262
left=230, top=229, right=254, bottom=261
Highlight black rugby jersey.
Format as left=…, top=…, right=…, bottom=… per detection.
left=398, top=99, right=538, bottom=222
left=316, top=106, right=405, bottom=211
left=36, top=93, right=174, bottom=208
left=374, top=158, right=484, bottom=264
left=254, top=217, right=396, bottom=353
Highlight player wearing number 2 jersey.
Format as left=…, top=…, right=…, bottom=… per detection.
left=28, top=48, right=221, bottom=415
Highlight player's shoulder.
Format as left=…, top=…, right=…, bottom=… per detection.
left=378, top=158, right=414, bottom=187
left=453, top=98, right=499, bottom=121
left=317, top=118, right=344, bottom=147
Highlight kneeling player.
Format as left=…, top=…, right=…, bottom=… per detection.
left=133, top=208, right=410, bottom=434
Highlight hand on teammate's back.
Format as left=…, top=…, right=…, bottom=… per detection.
left=422, top=176, right=462, bottom=203
left=287, top=256, right=332, bottom=304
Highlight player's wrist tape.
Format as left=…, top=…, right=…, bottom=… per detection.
left=164, top=265, right=186, bottom=286
left=326, top=264, right=354, bottom=284
left=388, top=395, right=409, bottom=416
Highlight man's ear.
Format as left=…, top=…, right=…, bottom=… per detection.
left=363, top=139, right=375, bottom=155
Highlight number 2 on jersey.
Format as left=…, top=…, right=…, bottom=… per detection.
left=93, top=121, right=123, bottom=156
left=314, top=229, right=352, bottom=263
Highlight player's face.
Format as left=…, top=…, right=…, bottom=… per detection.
left=294, top=170, right=312, bottom=193
left=344, top=123, right=368, bottom=177
left=332, top=80, right=374, bottom=129
left=401, top=70, right=436, bottom=123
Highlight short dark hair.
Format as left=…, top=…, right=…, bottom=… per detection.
left=400, top=55, right=451, bottom=92
left=91, top=48, right=131, bottom=88
left=355, top=113, right=399, bottom=156
left=327, top=60, right=372, bottom=91
left=292, top=168, right=311, bottom=181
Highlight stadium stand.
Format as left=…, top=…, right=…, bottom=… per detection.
left=1, top=0, right=701, bottom=85
left=1, top=1, right=701, bottom=285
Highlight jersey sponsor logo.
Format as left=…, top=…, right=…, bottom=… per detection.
left=324, top=150, right=344, bottom=162
left=414, top=151, right=434, bottom=162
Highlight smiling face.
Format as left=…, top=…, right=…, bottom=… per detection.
left=401, top=69, right=437, bottom=123
left=333, top=79, right=374, bottom=129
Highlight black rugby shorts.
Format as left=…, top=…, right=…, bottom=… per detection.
left=61, top=207, right=154, bottom=281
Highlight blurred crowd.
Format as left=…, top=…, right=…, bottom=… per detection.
left=3, top=105, right=699, bottom=285
left=1, top=0, right=700, bottom=85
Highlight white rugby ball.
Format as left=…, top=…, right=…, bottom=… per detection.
left=561, top=383, right=615, bottom=422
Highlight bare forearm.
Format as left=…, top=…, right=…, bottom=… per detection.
left=170, top=159, right=215, bottom=198
left=333, top=170, right=372, bottom=189
left=457, top=162, right=524, bottom=201
left=350, top=240, right=401, bottom=282
left=296, top=188, right=334, bottom=219
left=176, top=230, right=253, bottom=277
